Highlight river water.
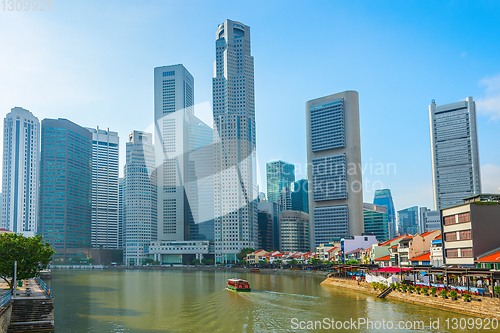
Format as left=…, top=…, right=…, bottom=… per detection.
left=47, top=269, right=487, bottom=332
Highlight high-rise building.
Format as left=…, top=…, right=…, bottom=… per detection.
left=429, top=97, right=481, bottom=210
left=154, top=64, right=194, bottom=242
left=279, top=210, right=310, bottom=252
left=306, top=91, right=363, bottom=249
left=213, top=19, right=258, bottom=263
left=87, top=127, right=119, bottom=249
left=1, top=107, right=39, bottom=236
left=118, top=177, right=124, bottom=250
left=257, top=201, right=279, bottom=250
left=291, top=178, right=309, bottom=213
left=124, top=131, right=157, bottom=265
left=38, top=118, right=92, bottom=262
left=363, top=203, right=391, bottom=242
left=373, top=189, right=397, bottom=239
left=258, top=211, right=273, bottom=251
left=419, top=207, right=440, bottom=234
left=397, top=206, right=419, bottom=235
left=266, top=160, right=295, bottom=211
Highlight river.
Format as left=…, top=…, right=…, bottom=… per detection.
left=46, top=269, right=486, bottom=332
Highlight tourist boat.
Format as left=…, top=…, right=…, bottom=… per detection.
left=227, top=278, right=251, bottom=292
left=250, top=268, right=260, bottom=273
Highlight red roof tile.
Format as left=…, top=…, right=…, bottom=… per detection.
left=379, top=235, right=405, bottom=246
left=421, top=230, right=439, bottom=237
left=410, top=252, right=431, bottom=262
left=374, top=255, right=390, bottom=261
left=476, top=249, right=500, bottom=263
left=327, top=247, right=338, bottom=253
left=433, top=235, right=442, bottom=240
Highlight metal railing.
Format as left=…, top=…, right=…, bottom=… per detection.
left=0, top=291, right=12, bottom=309
left=36, top=277, right=53, bottom=298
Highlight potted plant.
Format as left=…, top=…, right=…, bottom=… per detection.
left=416, top=286, right=422, bottom=294
left=371, top=282, right=377, bottom=290
left=422, top=286, right=429, bottom=296
left=408, top=285, right=415, bottom=293
left=441, top=289, right=448, bottom=299
left=431, top=286, right=437, bottom=297
left=463, top=292, right=471, bottom=302
left=395, top=283, right=400, bottom=291
left=450, top=290, right=458, bottom=300
left=495, top=286, right=500, bottom=298
left=390, top=283, right=395, bottom=290
left=401, top=284, right=407, bottom=293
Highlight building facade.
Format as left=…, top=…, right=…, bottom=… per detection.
left=279, top=210, right=309, bottom=252
left=258, top=211, right=273, bottom=251
left=397, top=206, right=419, bottom=235
left=291, top=178, right=309, bottom=214
left=213, top=19, right=258, bottom=262
left=38, top=118, right=92, bottom=262
left=124, top=131, right=157, bottom=265
left=419, top=207, right=440, bottom=234
left=87, top=127, right=119, bottom=249
left=266, top=160, right=295, bottom=210
left=1, top=107, right=39, bottom=236
left=363, top=203, right=391, bottom=242
left=429, top=97, right=481, bottom=210
left=373, top=189, right=396, bottom=239
left=154, top=64, right=194, bottom=242
left=306, top=91, right=363, bottom=249
left=118, top=177, right=124, bottom=249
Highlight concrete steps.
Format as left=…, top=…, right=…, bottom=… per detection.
left=7, top=299, right=54, bottom=333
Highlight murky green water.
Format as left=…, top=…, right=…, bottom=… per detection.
left=47, top=270, right=496, bottom=332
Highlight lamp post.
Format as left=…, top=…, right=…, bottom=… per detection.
left=12, top=261, right=17, bottom=297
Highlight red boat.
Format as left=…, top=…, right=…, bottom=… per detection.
left=227, top=278, right=251, bottom=292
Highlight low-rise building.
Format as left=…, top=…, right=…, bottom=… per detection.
left=475, top=247, right=500, bottom=271
left=341, top=235, right=378, bottom=262
left=146, top=241, right=212, bottom=264
left=371, top=235, right=406, bottom=264
left=246, top=249, right=268, bottom=264
left=374, top=254, right=390, bottom=267
left=430, top=235, right=443, bottom=267
left=316, top=243, right=338, bottom=261
left=409, top=252, right=431, bottom=266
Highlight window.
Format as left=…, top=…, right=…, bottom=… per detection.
left=445, top=232, right=457, bottom=241
left=443, top=215, right=455, bottom=225
left=458, top=212, right=470, bottom=223
left=460, top=248, right=473, bottom=258
left=446, top=249, right=458, bottom=258
left=459, top=230, right=472, bottom=240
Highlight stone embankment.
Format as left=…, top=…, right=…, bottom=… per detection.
left=321, top=277, right=500, bottom=320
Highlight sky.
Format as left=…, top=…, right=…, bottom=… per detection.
left=1, top=0, right=499, bottom=213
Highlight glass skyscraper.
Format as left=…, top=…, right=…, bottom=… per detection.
left=213, top=19, right=258, bottom=263
left=373, top=189, right=396, bottom=239
left=429, top=97, right=481, bottom=210
left=363, top=203, right=391, bottom=242
left=38, top=118, right=92, bottom=262
left=397, top=206, right=419, bottom=235
left=1, top=107, right=39, bottom=237
left=291, top=178, right=309, bottom=214
left=266, top=160, right=295, bottom=211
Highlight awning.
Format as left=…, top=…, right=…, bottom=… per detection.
left=369, top=267, right=413, bottom=273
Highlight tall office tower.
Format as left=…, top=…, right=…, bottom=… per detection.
left=154, top=64, right=194, bottom=242
left=279, top=210, right=310, bottom=252
left=266, top=161, right=295, bottom=211
left=213, top=19, right=258, bottom=263
left=363, top=203, right=390, bottom=242
left=86, top=127, right=119, bottom=249
left=419, top=207, right=441, bottom=234
left=257, top=201, right=279, bottom=250
left=258, top=211, right=273, bottom=251
left=291, top=179, right=309, bottom=213
left=118, top=177, right=124, bottom=249
left=373, top=189, right=397, bottom=239
left=1, top=107, right=39, bottom=236
left=38, top=119, right=92, bottom=262
left=124, top=131, right=157, bottom=265
left=306, top=91, right=363, bottom=250
left=429, top=97, right=481, bottom=210
left=397, top=206, right=419, bottom=235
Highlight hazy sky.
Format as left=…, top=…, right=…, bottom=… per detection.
left=1, top=1, right=499, bottom=213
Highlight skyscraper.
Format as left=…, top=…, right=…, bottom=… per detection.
left=124, top=131, right=157, bottom=265
left=213, top=19, right=258, bottom=263
left=363, top=203, right=391, bottom=242
left=1, top=107, right=39, bottom=236
left=87, top=127, right=119, bottom=249
left=306, top=91, right=363, bottom=249
left=118, top=177, right=124, bottom=249
left=266, top=160, right=295, bottom=211
left=291, top=178, right=309, bottom=214
left=279, top=210, right=310, bottom=252
left=419, top=207, right=440, bottom=234
left=373, top=189, right=397, bottom=239
left=429, top=97, right=481, bottom=210
left=154, top=64, right=194, bottom=242
left=397, top=206, right=419, bottom=235
left=38, top=118, right=92, bottom=262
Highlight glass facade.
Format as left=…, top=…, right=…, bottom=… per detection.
left=38, top=118, right=92, bottom=262
left=363, top=203, right=390, bottom=242
left=291, top=179, right=309, bottom=213
left=397, top=206, right=419, bottom=235
left=266, top=160, right=295, bottom=210
left=373, top=189, right=396, bottom=238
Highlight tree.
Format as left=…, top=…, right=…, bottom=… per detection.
left=0, top=233, right=55, bottom=293
left=191, top=259, right=200, bottom=265
left=289, top=259, right=298, bottom=265
left=153, top=260, right=161, bottom=265
left=143, top=258, right=154, bottom=265
left=311, top=258, right=322, bottom=265
left=236, top=248, right=254, bottom=261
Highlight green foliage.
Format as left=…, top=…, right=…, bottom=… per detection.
left=289, top=259, right=299, bottom=265
left=390, top=283, right=395, bottom=289
left=0, top=233, right=55, bottom=292
left=201, top=258, right=214, bottom=265
left=371, top=282, right=377, bottom=289
left=441, top=289, right=448, bottom=297
left=310, top=258, right=322, bottom=265
left=346, top=260, right=359, bottom=264
left=462, top=292, right=471, bottom=300
left=401, top=284, right=407, bottom=292
left=449, top=290, right=458, bottom=298
left=415, top=286, right=421, bottom=293
left=408, top=285, right=415, bottom=292
left=422, top=286, right=428, bottom=295
left=191, top=259, right=201, bottom=265
left=236, top=248, right=255, bottom=261
left=431, top=286, right=437, bottom=295
left=495, top=286, right=500, bottom=295
left=153, top=260, right=160, bottom=265
left=144, top=259, right=154, bottom=265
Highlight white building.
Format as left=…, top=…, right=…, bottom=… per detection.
left=124, top=131, right=157, bottom=265
left=1, top=107, right=39, bottom=237
left=146, top=240, right=211, bottom=264
left=86, top=127, right=119, bottom=249
left=280, top=210, right=309, bottom=252
left=429, top=97, right=481, bottom=210
left=306, top=91, right=363, bottom=250
left=213, top=19, right=258, bottom=263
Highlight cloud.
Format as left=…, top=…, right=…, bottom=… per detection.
left=476, top=73, right=500, bottom=121
left=481, top=164, right=500, bottom=193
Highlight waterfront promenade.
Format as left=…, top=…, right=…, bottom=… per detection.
left=321, top=277, right=500, bottom=320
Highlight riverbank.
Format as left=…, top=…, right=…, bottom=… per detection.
left=321, top=277, right=500, bottom=319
